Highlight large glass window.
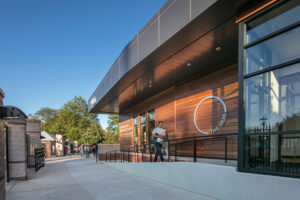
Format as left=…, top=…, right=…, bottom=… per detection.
left=240, top=0, right=300, bottom=178
left=245, top=26, right=300, bottom=74
left=140, top=114, right=147, bottom=146
left=243, top=134, right=300, bottom=175
left=245, top=63, right=300, bottom=133
left=246, top=0, right=300, bottom=44
left=133, top=116, right=138, bottom=151
left=148, top=110, right=156, bottom=144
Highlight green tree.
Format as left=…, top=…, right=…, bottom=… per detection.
left=33, top=96, right=104, bottom=144
left=103, top=114, right=119, bottom=144
left=33, top=107, right=57, bottom=122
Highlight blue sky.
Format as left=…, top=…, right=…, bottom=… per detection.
left=0, top=0, right=167, bottom=129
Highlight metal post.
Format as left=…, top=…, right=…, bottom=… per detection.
left=106, top=152, right=107, bottom=162
left=115, top=150, right=116, bottom=162
left=141, top=147, right=143, bottom=162
left=34, top=149, right=37, bottom=172
left=175, top=143, right=177, bottom=162
left=128, top=149, right=130, bottom=162
left=5, top=126, right=9, bottom=182
left=110, top=152, right=111, bottom=162
left=225, top=137, right=228, bottom=163
left=168, top=141, right=170, bottom=162
left=193, top=138, right=197, bottom=162
left=150, top=144, right=152, bottom=162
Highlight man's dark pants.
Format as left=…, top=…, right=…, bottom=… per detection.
left=154, top=143, right=164, bottom=162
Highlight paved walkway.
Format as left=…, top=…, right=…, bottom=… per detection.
left=6, top=156, right=214, bottom=200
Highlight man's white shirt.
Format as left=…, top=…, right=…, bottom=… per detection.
left=152, top=127, right=165, bottom=143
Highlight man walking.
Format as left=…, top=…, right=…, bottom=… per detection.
left=85, top=144, right=90, bottom=158
left=152, top=121, right=166, bottom=162
left=80, top=144, right=84, bottom=157
left=94, top=144, right=99, bottom=162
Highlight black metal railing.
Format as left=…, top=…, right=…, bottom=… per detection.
left=167, top=133, right=237, bottom=163
left=34, top=148, right=45, bottom=172
left=100, top=133, right=238, bottom=163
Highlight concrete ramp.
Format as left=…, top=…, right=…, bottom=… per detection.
left=104, top=162, right=300, bottom=200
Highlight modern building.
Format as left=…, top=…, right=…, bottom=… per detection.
left=89, top=0, right=300, bottom=178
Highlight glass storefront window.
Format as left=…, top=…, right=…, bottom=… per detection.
left=245, top=63, right=300, bottom=133
left=246, top=1, right=300, bottom=44
left=243, top=134, right=300, bottom=175
left=133, top=116, right=138, bottom=151
left=245, top=26, right=300, bottom=74
left=148, top=110, right=155, bottom=145
left=140, top=114, right=147, bottom=147
left=241, top=0, right=300, bottom=178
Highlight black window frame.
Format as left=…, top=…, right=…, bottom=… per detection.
left=238, top=0, right=300, bottom=178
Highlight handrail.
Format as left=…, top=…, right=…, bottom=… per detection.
left=100, top=133, right=238, bottom=163
left=168, top=133, right=237, bottom=142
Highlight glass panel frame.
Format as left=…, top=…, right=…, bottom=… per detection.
left=245, top=0, right=300, bottom=44
left=239, top=0, right=300, bottom=178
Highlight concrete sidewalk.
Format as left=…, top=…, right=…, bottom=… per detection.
left=6, top=157, right=214, bottom=200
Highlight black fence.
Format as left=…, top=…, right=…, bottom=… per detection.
left=34, top=148, right=45, bottom=172
left=102, top=133, right=237, bottom=163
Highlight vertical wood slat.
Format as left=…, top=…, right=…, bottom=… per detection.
left=120, top=63, right=238, bottom=159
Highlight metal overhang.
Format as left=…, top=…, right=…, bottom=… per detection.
left=89, top=0, right=256, bottom=114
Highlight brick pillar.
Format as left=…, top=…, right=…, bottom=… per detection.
left=0, top=89, right=6, bottom=200
left=45, top=141, right=51, bottom=157
left=6, top=119, right=27, bottom=181
left=56, top=133, right=64, bottom=156
left=26, top=119, right=41, bottom=168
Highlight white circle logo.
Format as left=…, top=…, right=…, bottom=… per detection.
left=193, top=96, right=227, bottom=135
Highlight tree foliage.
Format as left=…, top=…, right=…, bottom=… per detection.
left=103, top=114, right=119, bottom=144
left=32, top=96, right=104, bottom=145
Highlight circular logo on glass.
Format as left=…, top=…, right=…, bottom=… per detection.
left=193, top=96, right=227, bottom=135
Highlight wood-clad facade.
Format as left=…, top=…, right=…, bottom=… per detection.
left=119, top=62, right=238, bottom=159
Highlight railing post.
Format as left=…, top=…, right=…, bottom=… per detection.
left=34, top=149, right=37, bottom=172
left=141, top=146, right=143, bottom=163
left=168, top=141, right=170, bottom=162
left=175, top=143, right=177, bottom=162
left=128, top=149, right=130, bottom=162
left=110, top=152, right=111, bottom=162
left=150, top=144, right=152, bottom=162
left=193, top=138, right=197, bottom=162
left=115, top=150, right=117, bottom=162
left=106, top=152, right=107, bottom=162
left=225, top=137, right=228, bottom=163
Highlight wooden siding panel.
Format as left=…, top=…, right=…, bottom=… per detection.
left=119, top=63, right=238, bottom=159
left=119, top=118, right=133, bottom=151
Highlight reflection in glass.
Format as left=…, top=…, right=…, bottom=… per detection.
left=244, top=134, right=300, bottom=175
left=245, top=63, right=300, bottom=133
left=148, top=110, right=155, bottom=151
left=140, top=114, right=147, bottom=152
left=246, top=1, right=300, bottom=44
left=133, top=116, right=138, bottom=151
left=245, top=26, right=300, bottom=74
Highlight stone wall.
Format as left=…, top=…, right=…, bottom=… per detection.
left=0, top=120, right=5, bottom=200
left=6, top=119, right=27, bottom=181
left=0, top=89, right=5, bottom=200
left=98, top=144, right=120, bottom=153
left=26, top=119, right=41, bottom=167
